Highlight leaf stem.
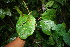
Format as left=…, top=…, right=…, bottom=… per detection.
left=23, top=1, right=30, bottom=14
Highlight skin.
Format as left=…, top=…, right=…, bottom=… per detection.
left=4, top=37, right=26, bottom=47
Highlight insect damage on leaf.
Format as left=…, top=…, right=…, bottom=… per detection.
left=40, top=19, right=56, bottom=35
left=16, top=14, right=36, bottom=39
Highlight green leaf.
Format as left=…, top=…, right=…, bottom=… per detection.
left=46, top=1, right=54, bottom=8
left=63, top=33, right=70, bottom=46
left=42, top=40, right=48, bottom=47
left=0, top=8, right=11, bottom=19
left=1, top=33, right=18, bottom=47
left=30, top=10, right=39, bottom=18
left=53, top=32, right=64, bottom=47
left=40, top=0, right=45, bottom=4
left=36, top=31, right=42, bottom=40
left=47, top=36, right=55, bottom=45
left=0, top=14, right=5, bottom=19
left=40, top=19, right=56, bottom=35
left=42, top=9, right=56, bottom=20
left=55, top=0, right=66, bottom=5
left=15, top=6, right=22, bottom=15
left=0, top=25, right=6, bottom=30
left=6, top=33, right=18, bottom=43
left=16, top=14, right=36, bottom=39
left=53, top=32, right=59, bottom=41
left=4, top=8, right=11, bottom=16
left=34, top=44, right=38, bottom=47
left=0, top=9, right=5, bottom=19
left=53, top=3, right=60, bottom=8
left=55, top=23, right=66, bottom=36
left=68, top=29, right=70, bottom=34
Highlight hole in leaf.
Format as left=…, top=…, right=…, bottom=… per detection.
left=48, top=5, right=49, bottom=7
